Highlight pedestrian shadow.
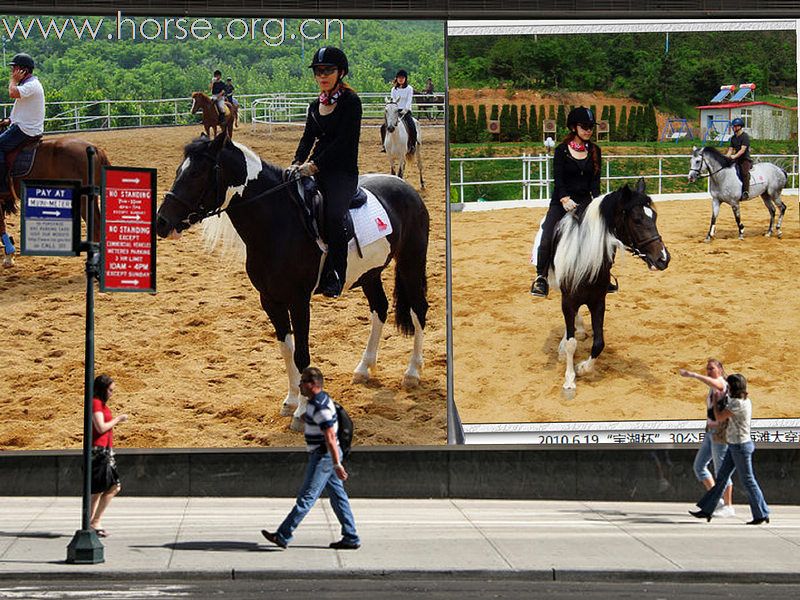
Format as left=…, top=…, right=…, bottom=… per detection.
left=131, top=541, right=332, bottom=552
left=0, top=531, right=65, bottom=539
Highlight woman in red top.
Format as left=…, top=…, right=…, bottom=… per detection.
left=90, top=374, right=128, bottom=537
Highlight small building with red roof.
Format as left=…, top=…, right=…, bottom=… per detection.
left=696, top=100, right=797, bottom=141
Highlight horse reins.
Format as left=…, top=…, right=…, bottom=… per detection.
left=689, top=152, right=727, bottom=181
left=166, top=154, right=302, bottom=226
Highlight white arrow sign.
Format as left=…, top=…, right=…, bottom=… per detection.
left=41, top=210, right=62, bottom=217
left=121, top=178, right=141, bottom=184
left=120, top=279, right=140, bottom=285
left=121, top=215, right=142, bottom=220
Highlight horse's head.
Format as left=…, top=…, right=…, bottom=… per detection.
left=156, top=132, right=248, bottom=239
left=384, top=101, right=400, bottom=132
left=190, top=92, right=205, bottom=114
left=614, top=178, right=670, bottom=271
left=688, top=146, right=705, bottom=183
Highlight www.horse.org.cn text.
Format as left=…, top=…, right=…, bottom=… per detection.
left=0, top=13, right=345, bottom=46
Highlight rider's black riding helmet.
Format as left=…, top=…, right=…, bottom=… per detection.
left=309, top=47, right=348, bottom=77
left=9, top=53, right=34, bottom=72
left=566, top=106, right=596, bottom=129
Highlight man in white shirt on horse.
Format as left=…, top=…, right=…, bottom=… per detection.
left=0, top=53, right=45, bottom=196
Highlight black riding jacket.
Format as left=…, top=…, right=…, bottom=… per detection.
left=294, top=88, right=362, bottom=175
left=551, top=141, right=602, bottom=206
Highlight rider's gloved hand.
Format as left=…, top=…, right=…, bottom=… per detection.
left=561, top=196, right=578, bottom=212
left=295, top=161, right=318, bottom=177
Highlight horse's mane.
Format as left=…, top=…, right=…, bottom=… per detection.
left=553, top=191, right=624, bottom=293
left=702, top=145, right=734, bottom=168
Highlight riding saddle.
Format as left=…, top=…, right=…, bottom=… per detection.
left=286, top=172, right=368, bottom=252
left=2, top=136, right=43, bottom=195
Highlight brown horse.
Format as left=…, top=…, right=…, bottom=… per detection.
left=1, top=137, right=108, bottom=266
left=190, top=92, right=238, bottom=139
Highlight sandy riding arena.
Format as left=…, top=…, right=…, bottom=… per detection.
left=452, top=196, right=800, bottom=425
left=0, top=124, right=446, bottom=450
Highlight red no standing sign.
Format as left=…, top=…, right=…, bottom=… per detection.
left=101, top=166, right=157, bottom=293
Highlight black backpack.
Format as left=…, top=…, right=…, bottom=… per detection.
left=334, top=401, right=354, bottom=459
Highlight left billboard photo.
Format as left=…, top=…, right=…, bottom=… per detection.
left=0, top=14, right=447, bottom=449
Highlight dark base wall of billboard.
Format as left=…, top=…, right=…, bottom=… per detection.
left=2, top=446, right=798, bottom=503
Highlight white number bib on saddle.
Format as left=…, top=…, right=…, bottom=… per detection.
left=350, top=188, right=393, bottom=247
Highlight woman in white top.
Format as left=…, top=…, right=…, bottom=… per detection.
left=679, top=359, right=734, bottom=516
left=381, top=69, right=417, bottom=153
left=690, top=373, right=770, bottom=524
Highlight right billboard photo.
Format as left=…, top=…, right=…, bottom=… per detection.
left=448, top=20, right=800, bottom=444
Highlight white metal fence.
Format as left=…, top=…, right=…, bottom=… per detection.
left=250, top=92, right=445, bottom=130
left=0, top=92, right=445, bottom=134
left=450, top=153, right=800, bottom=206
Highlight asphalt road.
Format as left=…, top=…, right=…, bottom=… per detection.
left=1, top=580, right=800, bottom=599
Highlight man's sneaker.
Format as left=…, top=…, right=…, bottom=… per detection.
left=714, top=505, right=736, bottom=518
left=329, top=539, right=360, bottom=550
left=741, top=191, right=749, bottom=200
left=261, top=529, right=287, bottom=549
left=530, top=276, right=549, bottom=298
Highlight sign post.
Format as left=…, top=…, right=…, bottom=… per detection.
left=66, top=147, right=104, bottom=564
left=100, top=167, right=157, bottom=293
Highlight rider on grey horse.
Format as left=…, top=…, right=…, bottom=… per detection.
left=726, top=117, right=752, bottom=200
left=381, top=69, right=417, bottom=154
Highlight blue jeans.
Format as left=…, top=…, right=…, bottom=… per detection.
left=275, top=449, right=359, bottom=546
left=697, top=441, right=769, bottom=520
left=693, top=431, right=732, bottom=489
left=0, top=123, right=33, bottom=191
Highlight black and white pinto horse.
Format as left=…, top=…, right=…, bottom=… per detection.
left=688, top=146, right=788, bottom=241
left=156, top=133, right=429, bottom=430
left=384, top=101, right=424, bottom=189
left=548, top=179, right=670, bottom=390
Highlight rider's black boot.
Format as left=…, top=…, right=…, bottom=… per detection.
left=607, top=274, right=619, bottom=293
left=530, top=275, right=549, bottom=298
left=318, top=269, right=343, bottom=298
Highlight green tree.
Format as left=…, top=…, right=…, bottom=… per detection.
left=448, top=104, right=456, bottom=143
left=477, top=104, right=489, bottom=142
left=609, top=105, right=617, bottom=140
left=456, top=104, right=467, bottom=143
left=618, top=105, right=629, bottom=142
left=499, top=104, right=510, bottom=142
left=529, top=105, right=539, bottom=141
left=519, top=105, right=529, bottom=141
left=509, top=104, right=519, bottom=141
left=465, top=105, right=478, bottom=143
left=556, top=104, right=567, bottom=138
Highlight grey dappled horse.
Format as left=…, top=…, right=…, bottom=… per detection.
left=688, top=146, right=788, bottom=241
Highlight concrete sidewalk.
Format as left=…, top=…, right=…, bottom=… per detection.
left=0, top=497, right=798, bottom=582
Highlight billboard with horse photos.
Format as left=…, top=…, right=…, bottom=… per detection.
left=448, top=19, right=800, bottom=446
left=0, top=13, right=447, bottom=450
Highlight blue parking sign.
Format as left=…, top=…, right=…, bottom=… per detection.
left=20, top=179, right=82, bottom=256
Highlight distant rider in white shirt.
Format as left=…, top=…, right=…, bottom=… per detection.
left=381, top=69, right=417, bottom=154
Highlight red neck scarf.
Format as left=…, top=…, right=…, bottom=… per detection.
left=568, top=138, right=587, bottom=152
left=319, top=83, right=344, bottom=106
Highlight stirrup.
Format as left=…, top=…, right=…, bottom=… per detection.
left=607, top=274, right=619, bottom=294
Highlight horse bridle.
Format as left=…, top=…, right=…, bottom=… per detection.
left=689, top=151, right=726, bottom=181
left=164, top=151, right=300, bottom=228
left=619, top=205, right=662, bottom=261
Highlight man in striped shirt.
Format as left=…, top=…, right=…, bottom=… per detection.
left=262, top=367, right=360, bottom=550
